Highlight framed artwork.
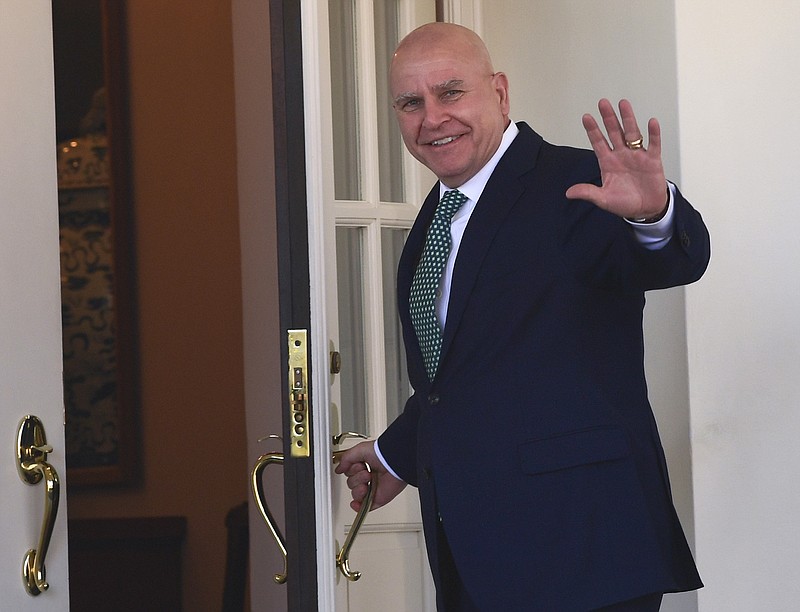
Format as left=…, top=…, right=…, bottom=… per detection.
left=54, top=0, right=139, bottom=486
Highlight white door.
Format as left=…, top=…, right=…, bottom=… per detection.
left=302, top=0, right=437, bottom=609
left=0, top=3, right=70, bottom=611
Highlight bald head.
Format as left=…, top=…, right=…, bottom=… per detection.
left=390, top=23, right=495, bottom=84
left=388, top=23, right=510, bottom=187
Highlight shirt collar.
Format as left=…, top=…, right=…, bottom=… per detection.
left=439, top=120, right=520, bottom=203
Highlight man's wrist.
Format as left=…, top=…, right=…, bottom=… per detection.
left=627, top=187, right=670, bottom=224
left=627, top=182, right=675, bottom=250
left=628, top=206, right=668, bottom=224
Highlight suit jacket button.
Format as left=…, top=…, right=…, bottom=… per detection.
left=423, top=467, right=432, bottom=479
left=428, top=393, right=440, bottom=405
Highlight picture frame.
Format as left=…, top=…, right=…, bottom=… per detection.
left=54, top=0, right=139, bottom=486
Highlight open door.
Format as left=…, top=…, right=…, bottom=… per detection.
left=0, top=3, right=71, bottom=610
left=248, top=0, right=437, bottom=609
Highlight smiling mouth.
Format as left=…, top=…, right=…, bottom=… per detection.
left=430, top=135, right=462, bottom=147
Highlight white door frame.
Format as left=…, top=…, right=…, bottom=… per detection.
left=299, top=0, right=337, bottom=607
left=300, top=0, right=443, bottom=607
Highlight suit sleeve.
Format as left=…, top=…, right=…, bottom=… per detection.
left=376, top=393, right=420, bottom=487
left=561, top=161, right=710, bottom=292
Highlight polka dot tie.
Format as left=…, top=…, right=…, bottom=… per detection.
left=409, top=189, right=468, bottom=380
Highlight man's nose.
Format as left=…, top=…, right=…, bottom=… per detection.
left=421, top=99, right=448, bottom=129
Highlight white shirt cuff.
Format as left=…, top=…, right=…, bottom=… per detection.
left=626, top=182, right=676, bottom=250
left=373, top=439, right=404, bottom=482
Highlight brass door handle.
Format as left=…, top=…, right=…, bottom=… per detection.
left=250, top=436, right=288, bottom=584
left=332, top=432, right=376, bottom=582
left=251, top=432, right=377, bottom=584
left=16, top=415, right=60, bottom=596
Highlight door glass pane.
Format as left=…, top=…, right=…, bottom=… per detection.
left=374, top=1, right=405, bottom=203
left=336, top=227, right=368, bottom=434
left=381, top=227, right=410, bottom=423
left=329, top=0, right=362, bottom=200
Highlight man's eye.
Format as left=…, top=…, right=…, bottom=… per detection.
left=442, top=90, right=463, bottom=100
left=401, top=99, right=421, bottom=111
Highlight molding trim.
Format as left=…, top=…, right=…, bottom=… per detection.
left=440, top=0, right=483, bottom=35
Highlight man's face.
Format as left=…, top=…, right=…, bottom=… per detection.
left=390, top=45, right=509, bottom=188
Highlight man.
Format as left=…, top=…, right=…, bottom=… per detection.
left=335, top=22, right=708, bottom=611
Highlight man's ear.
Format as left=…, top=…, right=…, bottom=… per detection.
left=492, top=71, right=511, bottom=115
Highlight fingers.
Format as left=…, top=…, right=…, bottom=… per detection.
left=565, top=182, right=602, bottom=204
left=580, top=112, right=611, bottom=155
left=333, top=440, right=376, bottom=475
left=598, top=98, right=626, bottom=149
left=592, top=98, right=654, bottom=152
left=346, top=467, right=372, bottom=490
left=348, top=481, right=371, bottom=509
left=333, top=439, right=406, bottom=513
left=333, top=445, right=372, bottom=509
left=334, top=460, right=369, bottom=505
left=333, top=456, right=354, bottom=475
left=646, top=116, right=662, bottom=157
left=344, top=466, right=381, bottom=511
left=617, top=99, right=643, bottom=146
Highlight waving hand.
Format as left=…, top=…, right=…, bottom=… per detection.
left=565, top=99, right=669, bottom=221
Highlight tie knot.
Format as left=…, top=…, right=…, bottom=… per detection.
left=437, top=190, right=467, bottom=221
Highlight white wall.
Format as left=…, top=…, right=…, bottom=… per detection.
left=481, top=3, right=696, bottom=611
left=676, top=1, right=800, bottom=609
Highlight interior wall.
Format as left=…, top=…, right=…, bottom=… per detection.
left=230, top=0, right=287, bottom=610
left=675, top=2, right=800, bottom=610
left=65, top=2, right=249, bottom=611
left=481, top=3, right=696, bottom=611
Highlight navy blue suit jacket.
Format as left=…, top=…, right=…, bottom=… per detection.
left=378, top=123, right=708, bottom=610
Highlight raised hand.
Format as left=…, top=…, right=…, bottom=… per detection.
left=565, top=99, right=669, bottom=221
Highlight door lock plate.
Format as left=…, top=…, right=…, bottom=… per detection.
left=288, top=330, right=310, bottom=458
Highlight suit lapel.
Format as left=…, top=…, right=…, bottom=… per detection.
left=397, top=123, right=545, bottom=381
left=439, top=124, right=543, bottom=366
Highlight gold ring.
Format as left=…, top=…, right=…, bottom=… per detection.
left=625, top=137, right=644, bottom=150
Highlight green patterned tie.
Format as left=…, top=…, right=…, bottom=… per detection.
left=409, top=189, right=468, bottom=380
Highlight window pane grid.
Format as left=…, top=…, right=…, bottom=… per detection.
left=331, top=1, right=414, bottom=436
left=335, top=226, right=368, bottom=435
left=329, top=0, right=362, bottom=201
left=374, top=0, right=405, bottom=203
left=381, top=227, right=411, bottom=423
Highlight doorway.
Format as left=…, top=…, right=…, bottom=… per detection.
left=54, top=2, right=250, bottom=610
